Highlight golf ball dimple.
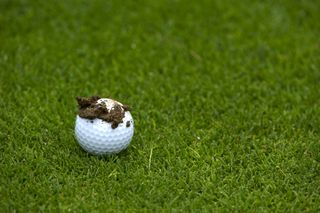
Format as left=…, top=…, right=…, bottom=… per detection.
left=74, top=98, right=134, bottom=155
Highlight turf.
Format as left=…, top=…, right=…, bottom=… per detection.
left=0, top=0, right=319, bottom=212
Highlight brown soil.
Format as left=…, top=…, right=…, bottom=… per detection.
left=76, top=96, right=131, bottom=129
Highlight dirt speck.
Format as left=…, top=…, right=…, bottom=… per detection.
left=126, top=121, right=130, bottom=127
left=122, top=105, right=131, bottom=111
left=76, top=96, right=131, bottom=129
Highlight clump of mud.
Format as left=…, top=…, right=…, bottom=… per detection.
left=76, top=96, right=131, bottom=129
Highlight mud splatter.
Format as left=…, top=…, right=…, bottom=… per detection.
left=76, top=96, right=131, bottom=129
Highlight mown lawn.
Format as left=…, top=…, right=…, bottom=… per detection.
left=0, top=0, right=319, bottom=212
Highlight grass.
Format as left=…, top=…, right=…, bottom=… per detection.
left=0, top=0, right=319, bottom=212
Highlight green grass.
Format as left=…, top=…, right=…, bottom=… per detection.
left=0, top=0, right=319, bottom=212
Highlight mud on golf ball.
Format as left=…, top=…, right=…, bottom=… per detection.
left=74, top=96, right=134, bottom=155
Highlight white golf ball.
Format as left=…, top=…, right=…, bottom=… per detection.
left=75, top=98, right=134, bottom=155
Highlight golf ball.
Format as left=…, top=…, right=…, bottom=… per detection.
left=75, top=98, right=134, bottom=155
